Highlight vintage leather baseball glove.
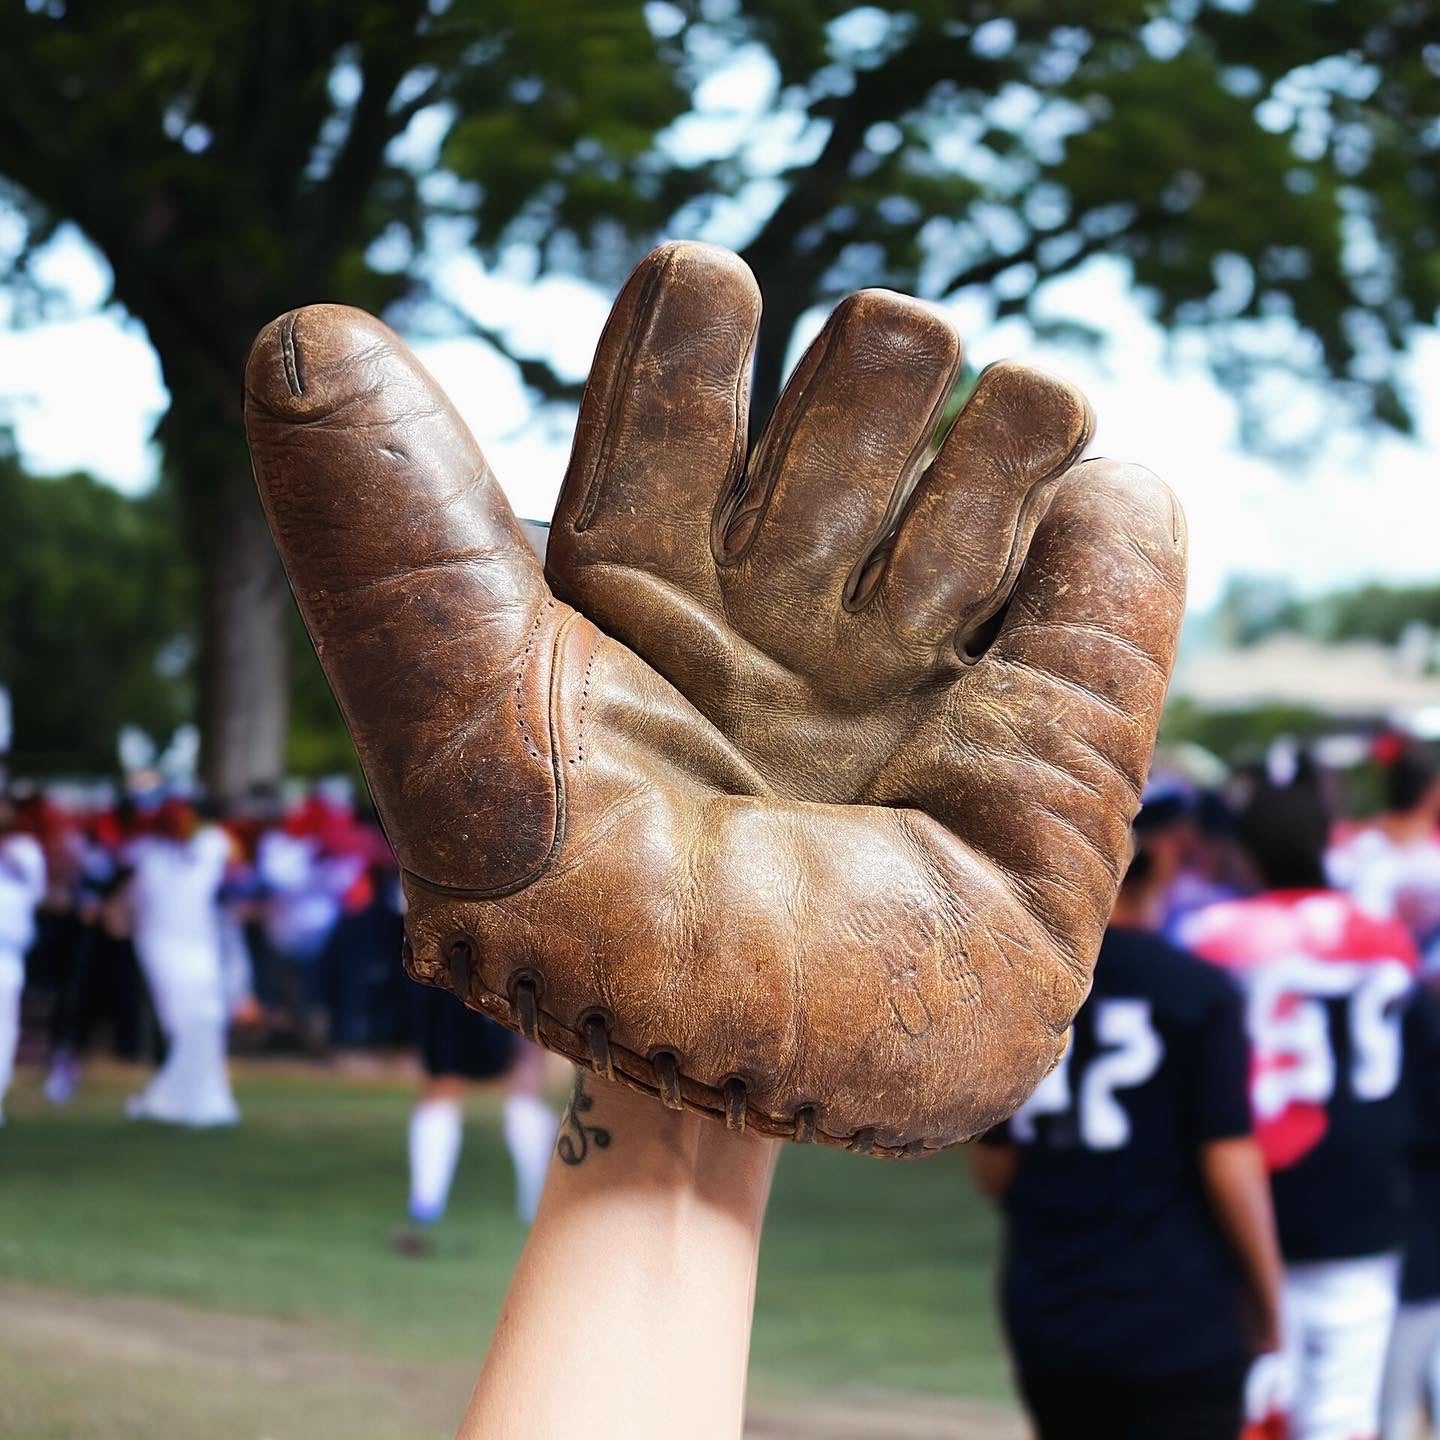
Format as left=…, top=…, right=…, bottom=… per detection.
left=244, top=242, right=1186, bottom=1157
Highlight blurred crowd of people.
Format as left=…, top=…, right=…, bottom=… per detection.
left=6, top=736, right=1440, bottom=1435
left=0, top=778, right=554, bottom=1232
left=976, top=736, right=1440, bottom=1440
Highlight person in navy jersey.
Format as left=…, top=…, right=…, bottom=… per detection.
left=971, top=791, right=1284, bottom=1440
left=1380, top=973, right=1440, bottom=1439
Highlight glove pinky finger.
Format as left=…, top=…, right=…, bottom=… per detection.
left=950, top=459, right=1186, bottom=962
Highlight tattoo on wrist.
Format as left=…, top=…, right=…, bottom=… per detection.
left=556, top=1071, right=611, bottom=1166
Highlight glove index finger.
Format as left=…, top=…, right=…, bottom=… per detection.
left=244, top=304, right=563, bottom=896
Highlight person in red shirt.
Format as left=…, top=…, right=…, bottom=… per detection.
left=1181, top=762, right=1439, bottom=1440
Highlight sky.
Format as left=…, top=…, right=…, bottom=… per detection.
left=1, top=25, right=1437, bottom=617
left=2, top=222, right=1436, bottom=616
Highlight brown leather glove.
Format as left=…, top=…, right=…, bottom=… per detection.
left=244, top=242, right=1186, bottom=1157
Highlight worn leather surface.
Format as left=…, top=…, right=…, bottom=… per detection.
left=244, top=242, right=1187, bottom=1157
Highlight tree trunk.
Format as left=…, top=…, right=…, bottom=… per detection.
left=750, top=314, right=791, bottom=438
left=199, top=460, right=290, bottom=799
left=154, top=323, right=294, bottom=802
left=746, top=271, right=813, bottom=440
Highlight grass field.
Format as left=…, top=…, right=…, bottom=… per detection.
left=0, top=1063, right=1020, bottom=1438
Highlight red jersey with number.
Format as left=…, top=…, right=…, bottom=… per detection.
left=1181, top=889, right=1420, bottom=1260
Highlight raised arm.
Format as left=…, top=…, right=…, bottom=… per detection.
left=459, top=1072, right=778, bottom=1440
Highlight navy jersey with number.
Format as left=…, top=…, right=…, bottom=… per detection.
left=1396, top=983, right=1440, bottom=1302
left=981, top=926, right=1252, bottom=1378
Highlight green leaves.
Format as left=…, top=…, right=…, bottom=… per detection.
left=1, top=0, right=1436, bottom=785
left=3, top=0, right=1433, bottom=438
left=0, top=447, right=194, bottom=774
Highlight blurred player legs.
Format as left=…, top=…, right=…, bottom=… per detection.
left=1282, top=1254, right=1399, bottom=1440
left=126, top=936, right=239, bottom=1126
left=0, top=944, right=23, bottom=1122
left=501, top=1046, right=557, bottom=1224
left=396, top=983, right=557, bottom=1253
left=404, top=1057, right=554, bottom=1229
left=1381, top=1298, right=1440, bottom=1440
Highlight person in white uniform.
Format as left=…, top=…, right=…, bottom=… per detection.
left=0, top=795, right=46, bottom=1123
left=1328, top=741, right=1440, bottom=965
left=124, top=800, right=240, bottom=1127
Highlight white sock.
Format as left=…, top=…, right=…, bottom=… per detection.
left=407, top=1098, right=463, bottom=1225
left=504, top=1093, right=558, bottom=1223
left=0, top=954, right=23, bottom=1116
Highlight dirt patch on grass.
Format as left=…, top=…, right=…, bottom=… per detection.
left=0, top=1284, right=1022, bottom=1440
left=748, top=1393, right=1024, bottom=1439
left=0, top=1284, right=467, bottom=1440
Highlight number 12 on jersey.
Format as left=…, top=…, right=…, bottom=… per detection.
left=1011, top=999, right=1164, bottom=1151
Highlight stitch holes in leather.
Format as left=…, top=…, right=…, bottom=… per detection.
left=554, top=613, right=605, bottom=771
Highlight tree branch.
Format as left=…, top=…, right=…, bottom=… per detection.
left=935, top=216, right=1142, bottom=300
left=390, top=76, right=449, bottom=134
left=414, top=291, right=585, bottom=403
left=740, top=31, right=978, bottom=284
left=306, top=7, right=432, bottom=274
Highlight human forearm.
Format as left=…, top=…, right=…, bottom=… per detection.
left=1200, top=1136, right=1283, bottom=1351
left=459, top=1072, right=778, bottom=1440
left=966, top=1141, right=1018, bottom=1200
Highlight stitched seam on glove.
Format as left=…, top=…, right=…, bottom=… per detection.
left=408, top=933, right=947, bottom=1159
left=395, top=607, right=579, bottom=900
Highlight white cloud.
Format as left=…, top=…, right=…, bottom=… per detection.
left=0, top=314, right=166, bottom=494
left=947, top=258, right=1440, bottom=609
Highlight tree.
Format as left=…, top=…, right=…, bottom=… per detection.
left=1160, top=695, right=1332, bottom=764
left=0, top=435, right=193, bottom=775
left=1282, top=580, right=1440, bottom=647
left=3, top=1, right=1435, bottom=790
left=0, top=0, right=687, bottom=795
left=669, top=0, right=1438, bottom=433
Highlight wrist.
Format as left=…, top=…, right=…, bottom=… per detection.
left=547, top=1070, right=778, bottom=1224
left=1253, top=1316, right=1283, bottom=1354
left=1244, top=1289, right=1284, bottom=1355
left=470, top=1070, right=776, bottom=1439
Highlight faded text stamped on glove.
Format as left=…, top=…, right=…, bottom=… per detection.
left=244, top=243, right=1186, bottom=1157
